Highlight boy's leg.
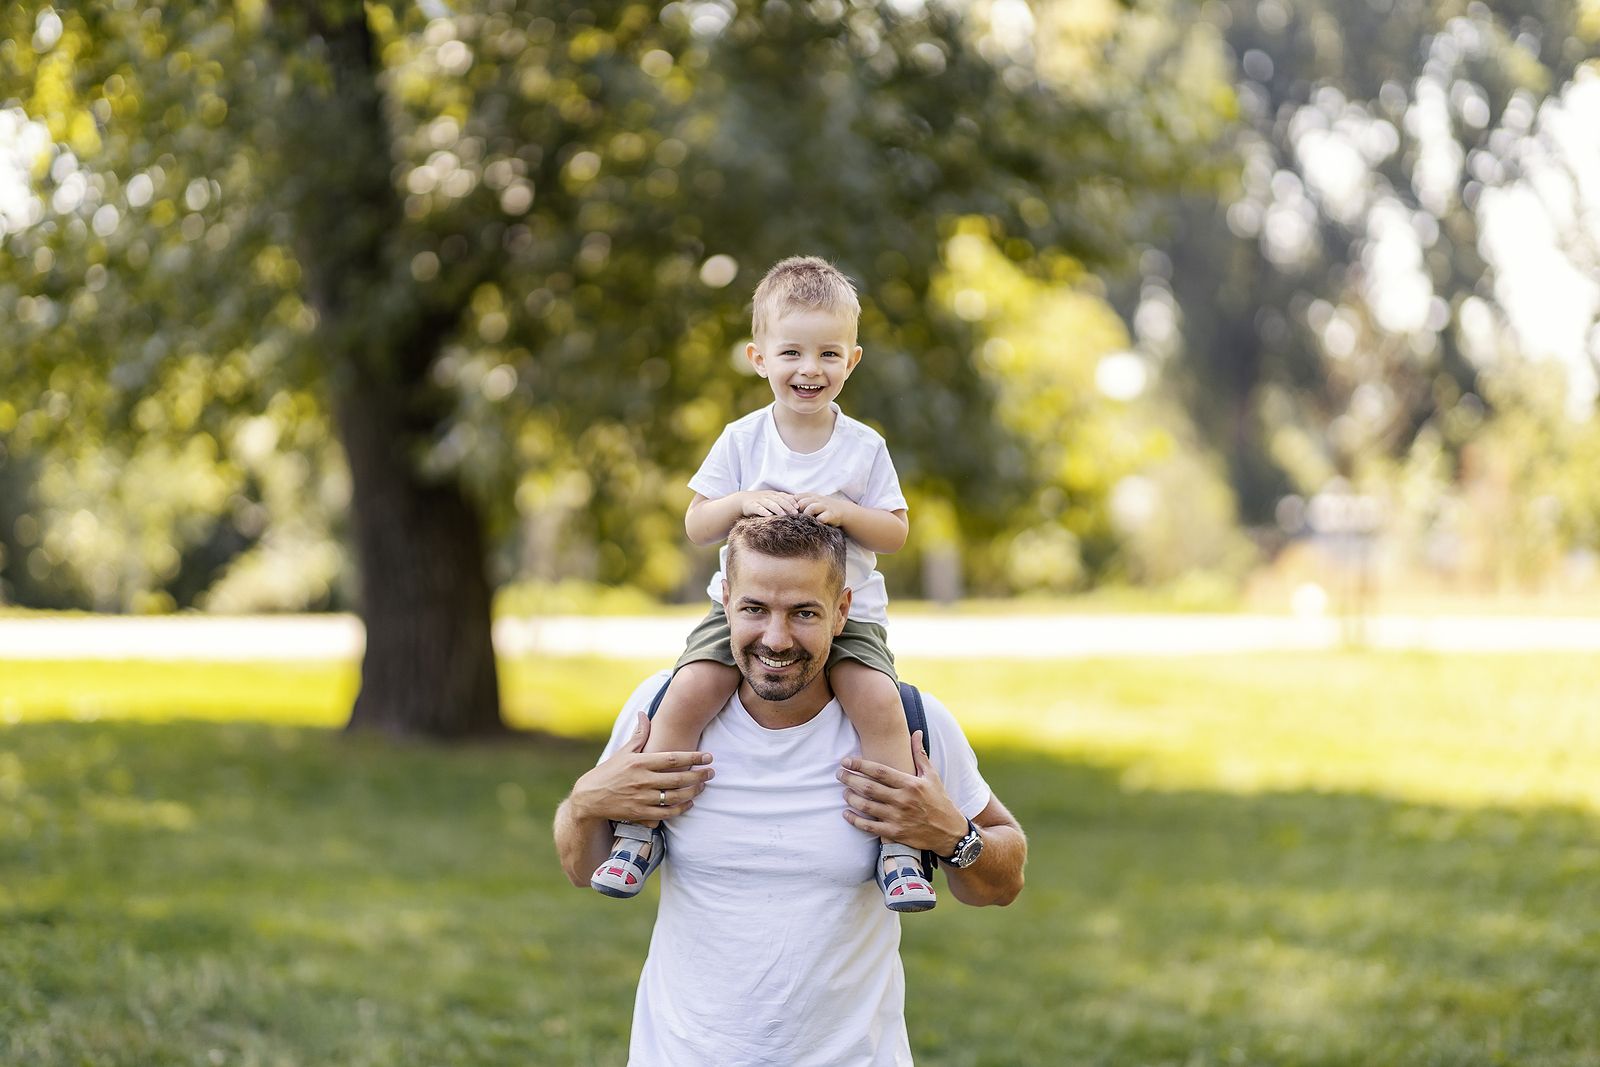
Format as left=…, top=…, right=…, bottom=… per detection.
left=831, top=660, right=936, bottom=913
left=591, top=659, right=737, bottom=898
left=831, top=659, right=915, bottom=776
left=641, top=659, right=741, bottom=756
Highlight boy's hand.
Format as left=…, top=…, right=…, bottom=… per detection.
left=794, top=492, right=854, bottom=527
left=740, top=490, right=800, bottom=517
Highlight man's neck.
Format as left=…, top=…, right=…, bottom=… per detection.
left=737, top=677, right=835, bottom=730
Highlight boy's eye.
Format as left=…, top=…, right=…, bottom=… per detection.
left=822, top=351, right=840, bottom=359
left=781, top=349, right=800, bottom=358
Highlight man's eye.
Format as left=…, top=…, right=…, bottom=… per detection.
left=741, top=606, right=765, bottom=615
left=796, top=610, right=818, bottom=619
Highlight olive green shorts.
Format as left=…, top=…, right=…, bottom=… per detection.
left=674, top=604, right=898, bottom=683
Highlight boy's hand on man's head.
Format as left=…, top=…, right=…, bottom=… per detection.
left=741, top=490, right=801, bottom=517
left=794, top=492, right=853, bottom=527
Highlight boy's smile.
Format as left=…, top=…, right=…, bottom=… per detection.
left=747, top=307, right=863, bottom=428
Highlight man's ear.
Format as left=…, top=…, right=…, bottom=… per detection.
left=745, top=341, right=767, bottom=378
left=834, top=586, right=852, bottom=634
left=721, top=577, right=731, bottom=611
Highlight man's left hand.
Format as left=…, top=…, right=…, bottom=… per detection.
left=837, top=731, right=967, bottom=855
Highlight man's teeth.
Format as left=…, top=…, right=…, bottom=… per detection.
left=758, top=654, right=796, bottom=668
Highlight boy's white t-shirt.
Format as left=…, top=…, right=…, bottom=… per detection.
left=600, top=670, right=993, bottom=1067
left=688, top=403, right=908, bottom=626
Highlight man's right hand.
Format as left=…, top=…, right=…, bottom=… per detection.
left=569, top=713, right=716, bottom=822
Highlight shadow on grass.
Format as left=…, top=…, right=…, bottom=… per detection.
left=2, top=722, right=1597, bottom=1067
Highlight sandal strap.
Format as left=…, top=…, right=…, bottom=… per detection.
left=880, top=841, right=923, bottom=864
left=613, top=820, right=656, bottom=843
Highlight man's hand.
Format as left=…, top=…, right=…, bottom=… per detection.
left=836, top=731, right=967, bottom=855
left=793, top=492, right=854, bottom=528
left=555, top=712, right=717, bottom=888
left=570, top=713, right=716, bottom=823
left=740, top=490, right=801, bottom=518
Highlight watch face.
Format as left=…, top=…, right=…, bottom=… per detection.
left=950, top=828, right=982, bottom=868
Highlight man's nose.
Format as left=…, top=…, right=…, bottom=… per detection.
left=763, top=617, right=794, bottom=651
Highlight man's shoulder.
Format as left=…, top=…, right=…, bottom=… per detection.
left=907, top=686, right=965, bottom=744
left=601, top=670, right=675, bottom=760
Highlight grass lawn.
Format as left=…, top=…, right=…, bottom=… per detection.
left=3, top=652, right=1599, bottom=1065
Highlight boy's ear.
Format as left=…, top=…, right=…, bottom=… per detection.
left=844, top=345, right=862, bottom=375
left=746, top=341, right=767, bottom=378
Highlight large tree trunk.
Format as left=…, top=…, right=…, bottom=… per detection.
left=336, top=380, right=505, bottom=738
left=278, top=0, right=506, bottom=737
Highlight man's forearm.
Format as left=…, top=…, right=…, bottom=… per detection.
left=942, top=821, right=1026, bottom=907
left=553, top=795, right=614, bottom=888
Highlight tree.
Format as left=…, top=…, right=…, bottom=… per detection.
left=1139, top=0, right=1595, bottom=526
left=2, top=0, right=1227, bottom=735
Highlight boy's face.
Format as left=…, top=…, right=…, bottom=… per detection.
left=746, top=306, right=863, bottom=420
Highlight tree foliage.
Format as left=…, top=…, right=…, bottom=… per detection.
left=1, top=0, right=1230, bottom=732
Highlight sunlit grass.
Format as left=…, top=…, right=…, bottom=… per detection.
left=6, top=651, right=1599, bottom=813
left=4, top=652, right=1599, bottom=1064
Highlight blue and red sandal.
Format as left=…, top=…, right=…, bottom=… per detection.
left=877, top=841, right=937, bottom=913
left=590, top=820, right=666, bottom=899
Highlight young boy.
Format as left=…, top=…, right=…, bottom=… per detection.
left=591, top=256, right=936, bottom=912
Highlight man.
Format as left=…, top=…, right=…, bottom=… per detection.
left=553, top=515, right=1027, bottom=1066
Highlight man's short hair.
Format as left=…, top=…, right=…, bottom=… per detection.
left=726, top=514, right=848, bottom=594
left=751, top=256, right=861, bottom=341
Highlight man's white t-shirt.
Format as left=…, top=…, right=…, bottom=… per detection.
left=599, top=671, right=993, bottom=1067
left=688, top=403, right=908, bottom=626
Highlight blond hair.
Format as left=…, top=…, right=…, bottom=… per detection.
left=750, top=256, right=860, bottom=340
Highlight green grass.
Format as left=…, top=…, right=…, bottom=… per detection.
left=3, top=653, right=1600, bottom=1065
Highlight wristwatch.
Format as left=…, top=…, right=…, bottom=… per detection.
left=940, top=819, right=984, bottom=869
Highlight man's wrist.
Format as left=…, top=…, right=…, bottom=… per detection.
left=939, top=809, right=969, bottom=858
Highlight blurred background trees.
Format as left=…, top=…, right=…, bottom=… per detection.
left=3, top=0, right=1598, bottom=732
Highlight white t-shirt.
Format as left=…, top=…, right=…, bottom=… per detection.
left=689, top=403, right=908, bottom=626
left=599, top=670, right=993, bottom=1067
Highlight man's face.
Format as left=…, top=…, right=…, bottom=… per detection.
left=722, top=550, right=849, bottom=703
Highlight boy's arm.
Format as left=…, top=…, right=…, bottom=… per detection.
left=792, top=496, right=909, bottom=553
left=685, top=491, right=800, bottom=545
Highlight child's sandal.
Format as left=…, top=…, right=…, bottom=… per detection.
left=590, top=821, right=666, bottom=899
left=876, top=841, right=936, bottom=913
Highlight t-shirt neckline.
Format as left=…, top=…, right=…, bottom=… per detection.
left=764, top=402, right=844, bottom=458
left=731, top=689, right=840, bottom=737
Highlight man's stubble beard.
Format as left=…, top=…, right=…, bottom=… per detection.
left=737, top=643, right=823, bottom=702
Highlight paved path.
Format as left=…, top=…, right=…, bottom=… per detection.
left=2, top=613, right=1598, bottom=661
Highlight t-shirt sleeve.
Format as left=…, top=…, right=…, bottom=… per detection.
left=919, top=691, right=992, bottom=820
left=688, top=425, right=741, bottom=500
left=598, top=670, right=675, bottom=764
left=859, top=439, right=908, bottom=513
